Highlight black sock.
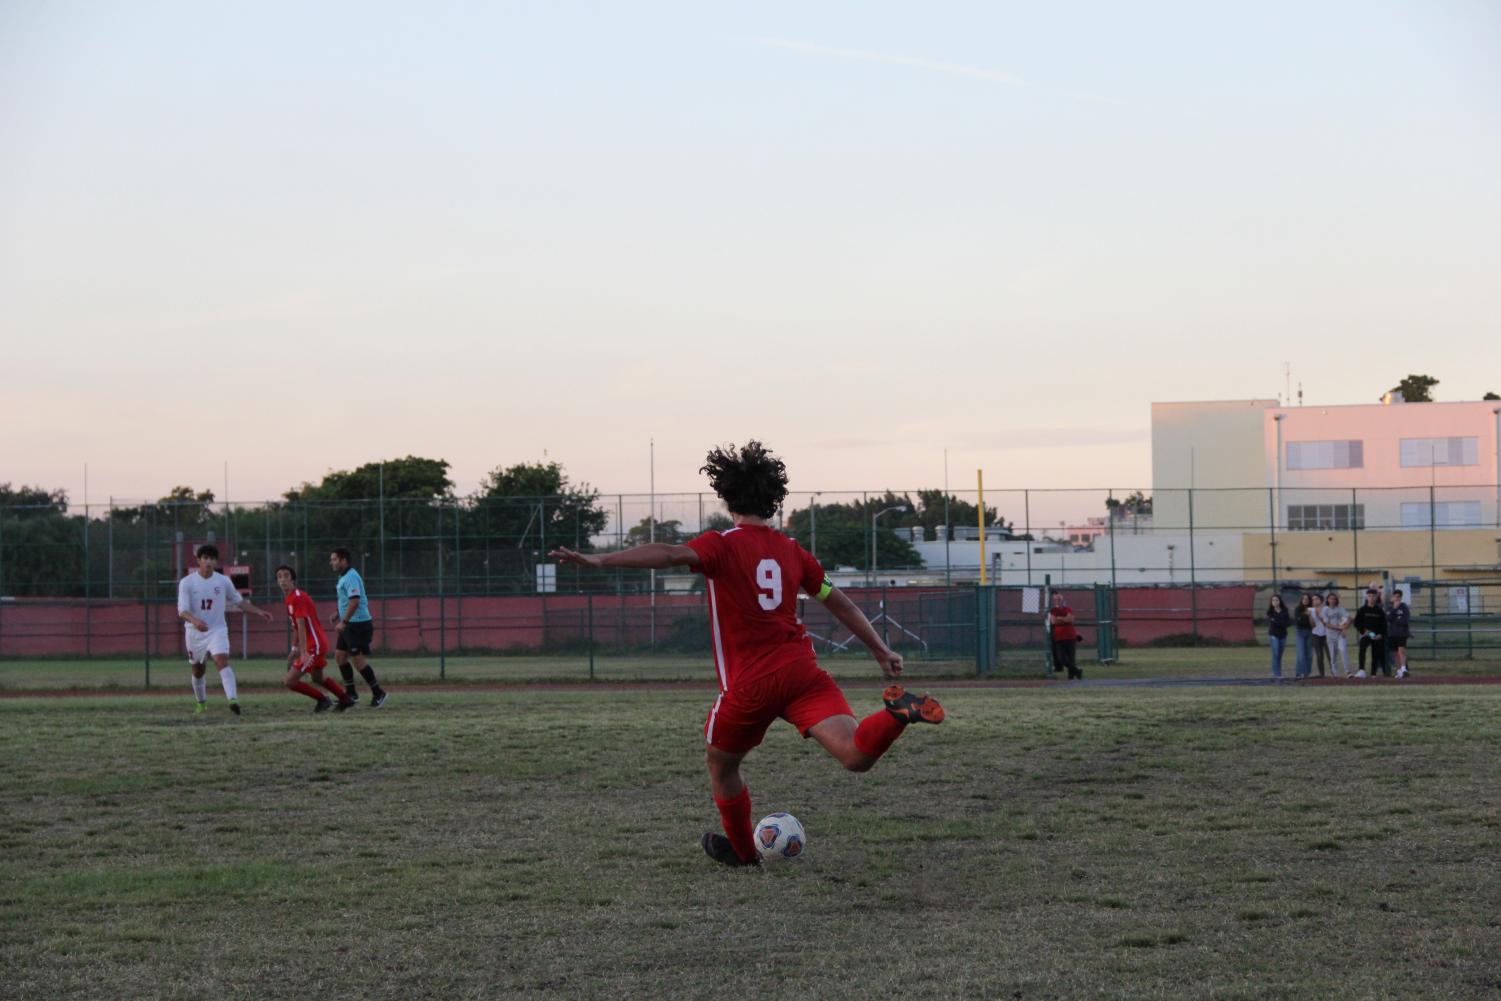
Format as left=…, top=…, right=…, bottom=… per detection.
left=359, top=665, right=382, bottom=693
left=340, top=664, right=357, bottom=689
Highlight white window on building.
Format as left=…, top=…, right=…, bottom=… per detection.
left=1399, top=437, right=1479, bottom=467
left=1287, top=440, right=1364, bottom=470
left=1399, top=501, right=1482, bottom=528
left=1287, top=504, right=1366, bottom=531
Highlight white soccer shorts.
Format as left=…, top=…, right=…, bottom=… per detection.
left=185, top=626, right=231, bottom=663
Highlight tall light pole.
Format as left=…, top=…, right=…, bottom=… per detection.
left=809, top=493, right=821, bottom=562
left=1493, top=407, right=1500, bottom=531
left=1272, top=412, right=1285, bottom=582
left=871, top=505, right=908, bottom=586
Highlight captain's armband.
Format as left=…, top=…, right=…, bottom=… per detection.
left=814, top=579, right=835, bottom=602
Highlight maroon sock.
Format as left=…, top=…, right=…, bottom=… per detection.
left=714, top=786, right=757, bottom=863
left=853, top=708, right=906, bottom=760
left=290, top=680, right=325, bottom=701
left=319, top=677, right=348, bottom=700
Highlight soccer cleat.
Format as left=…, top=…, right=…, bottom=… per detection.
left=370, top=690, right=389, bottom=709
left=700, top=832, right=758, bottom=868
left=228, top=700, right=242, bottom=716
left=314, top=698, right=334, bottom=714
left=882, top=685, right=944, bottom=725
left=346, top=691, right=360, bottom=705
left=193, top=701, right=207, bottom=715
left=334, top=697, right=356, bottom=712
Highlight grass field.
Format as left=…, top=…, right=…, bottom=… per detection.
left=2, top=644, right=1499, bottom=691
left=2, top=684, right=1498, bottom=999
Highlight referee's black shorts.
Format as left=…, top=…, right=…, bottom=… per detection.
left=337, top=620, right=375, bottom=656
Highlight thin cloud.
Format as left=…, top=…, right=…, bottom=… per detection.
left=740, top=34, right=1126, bottom=107
left=742, top=35, right=1025, bottom=87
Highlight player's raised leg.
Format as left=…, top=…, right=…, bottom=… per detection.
left=806, top=687, right=944, bottom=772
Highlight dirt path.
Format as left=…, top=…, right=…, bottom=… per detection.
left=4, top=674, right=1497, bottom=699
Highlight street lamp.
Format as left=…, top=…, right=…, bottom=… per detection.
left=870, top=505, right=908, bottom=586
left=1492, top=407, right=1500, bottom=532
left=809, top=492, right=822, bottom=562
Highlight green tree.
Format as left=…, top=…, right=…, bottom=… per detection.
left=624, top=517, right=685, bottom=546
left=910, top=489, right=1011, bottom=541
left=701, top=512, right=734, bottom=533
left=0, top=484, right=83, bottom=596
left=1389, top=374, right=1438, bottom=403
left=466, top=461, right=610, bottom=592
left=1106, top=491, right=1153, bottom=518
left=277, top=457, right=455, bottom=588
left=783, top=492, right=921, bottom=570
left=1484, top=391, right=1499, bottom=401
left=285, top=456, right=453, bottom=502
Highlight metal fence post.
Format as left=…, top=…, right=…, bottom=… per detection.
left=0, top=505, right=5, bottom=654
left=1429, top=484, right=1438, bottom=659
left=1351, top=487, right=1360, bottom=593
left=880, top=583, right=889, bottom=648
left=1107, top=489, right=1118, bottom=592
left=83, top=502, right=92, bottom=657
left=1189, top=487, right=1199, bottom=646
left=587, top=591, right=595, bottom=680
left=454, top=501, right=462, bottom=651
left=1024, top=490, right=1032, bottom=586
left=144, top=505, right=152, bottom=688
left=438, top=503, right=446, bottom=681
left=1268, top=487, right=1278, bottom=586
left=1465, top=583, right=1473, bottom=659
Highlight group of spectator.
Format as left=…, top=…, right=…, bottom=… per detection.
left=1266, top=585, right=1411, bottom=680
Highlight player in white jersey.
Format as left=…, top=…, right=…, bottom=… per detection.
left=177, top=544, right=273, bottom=715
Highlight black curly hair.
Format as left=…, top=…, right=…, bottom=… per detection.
left=700, top=441, right=789, bottom=519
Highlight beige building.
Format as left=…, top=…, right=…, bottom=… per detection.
left=1151, top=398, right=1501, bottom=591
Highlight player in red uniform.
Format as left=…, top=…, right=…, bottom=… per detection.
left=276, top=565, right=354, bottom=713
left=550, top=441, right=943, bottom=867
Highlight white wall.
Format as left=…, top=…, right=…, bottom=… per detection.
left=910, top=531, right=1248, bottom=586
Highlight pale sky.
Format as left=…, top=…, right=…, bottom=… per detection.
left=3, top=0, right=1498, bottom=506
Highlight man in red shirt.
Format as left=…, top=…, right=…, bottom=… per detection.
left=276, top=565, right=354, bottom=713
left=1048, top=591, right=1081, bottom=679
left=550, top=441, right=943, bottom=867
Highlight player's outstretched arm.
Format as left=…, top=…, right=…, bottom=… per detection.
left=549, top=544, right=700, bottom=571
left=820, top=587, right=903, bottom=679
left=237, top=599, right=274, bottom=622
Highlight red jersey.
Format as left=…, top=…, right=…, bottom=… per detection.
left=1049, top=603, right=1078, bottom=642
left=283, top=588, right=329, bottom=656
left=686, top=523, right=828, bottom=691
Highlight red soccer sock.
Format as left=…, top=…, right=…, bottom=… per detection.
left=714, top=786, right=757, bottom=863
left=853, top=708, right=906, bottom=761
left=290, top=680, right=325, bottom=701
left=319, top=677, right=348, bottom=699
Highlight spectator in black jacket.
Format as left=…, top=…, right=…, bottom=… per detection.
left=1352, top=588, right=1388, bottom=678
left=1266, top=594, right=1292, bottom=679
left=1387, top=588, right=1412, bottom=679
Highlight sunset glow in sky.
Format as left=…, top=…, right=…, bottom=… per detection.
left=3, top=1, right=1498, bottom=504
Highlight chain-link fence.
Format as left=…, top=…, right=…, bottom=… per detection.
left=3, top=486, right=1500, bottom=666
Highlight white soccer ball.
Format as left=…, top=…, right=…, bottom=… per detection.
left=754, top=812, right=807, bottom=861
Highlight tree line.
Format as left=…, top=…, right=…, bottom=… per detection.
left=0, top=460, right=1047, bottom=597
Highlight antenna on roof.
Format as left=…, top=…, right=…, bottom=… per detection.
left=1297, top=382, right=1303, bottom=407
left=1284, top=362, right=1291, bottom=406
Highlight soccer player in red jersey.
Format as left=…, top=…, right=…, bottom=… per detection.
left=550, top=441, right=943, bottom=867
left=276, top=565, right=354, bottom=713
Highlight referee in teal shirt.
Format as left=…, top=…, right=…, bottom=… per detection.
left=329, top=548, right=389, bottom=707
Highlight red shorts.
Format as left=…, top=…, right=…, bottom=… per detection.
left=292, top=654, right=327, bottom=673
left=703, top=660, right=854, bottom=754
